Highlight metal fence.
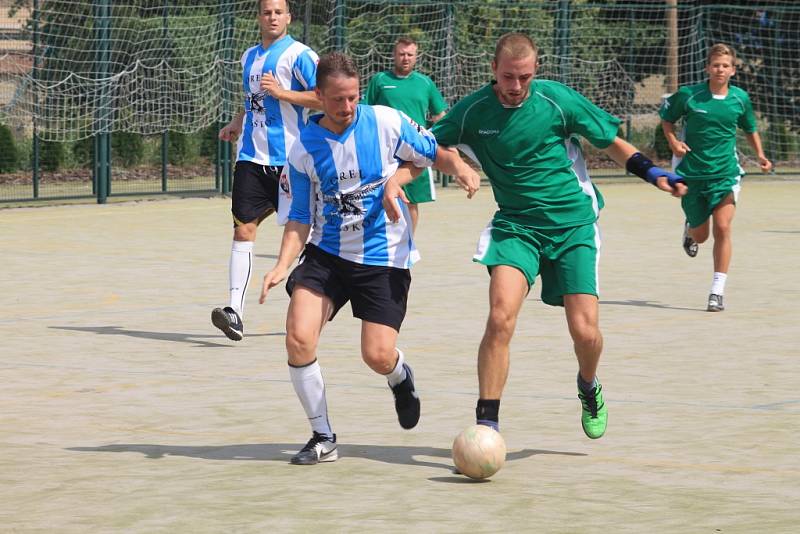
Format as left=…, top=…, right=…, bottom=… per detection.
left=1, top=1, right=797, bottom=204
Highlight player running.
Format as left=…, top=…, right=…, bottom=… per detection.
left=661, top=43, right=772, bottom=312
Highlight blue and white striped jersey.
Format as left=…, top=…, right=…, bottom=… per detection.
left=236, top=35, right=319, bottom=166
left=286, top=105, right=438, bottom=268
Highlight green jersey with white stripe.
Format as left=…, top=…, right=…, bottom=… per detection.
left=431, top=80, right=621, bottom=229
left=659, top=83, right=757, bottom=181
left=363, top=71, right=447, bottom=127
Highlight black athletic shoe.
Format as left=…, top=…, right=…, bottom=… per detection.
left=683, top=222, right=699, bottom=257
left=290, top=432, right=338, bottom=465
left=390, top=363, right=420, bottom=429
left=211, top=306, right=243, bottom=341
left=707, top=293, right=725, bottom=312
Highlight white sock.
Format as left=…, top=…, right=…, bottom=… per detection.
left=711, top=272, right=727, bottom=295
left=385, top=348, right=408, bottom=387
left=229, top=240, right=253, bottom=317
left=289, top=360, right=333, bottom=437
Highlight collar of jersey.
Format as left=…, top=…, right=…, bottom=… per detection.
left=258, top=34, right=293, bottom=55
left=307, top=106, right=361, bottom=142
left=387, top=70, right=415, bottom=80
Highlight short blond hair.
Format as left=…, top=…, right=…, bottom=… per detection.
left=257, top=0, right=290, bottom=12
left=707, top=43, right=736, bottom=64
left=494, top=33, right=538, bottom=63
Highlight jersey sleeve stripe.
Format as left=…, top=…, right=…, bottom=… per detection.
left=535, top=91, right=567, bottom=129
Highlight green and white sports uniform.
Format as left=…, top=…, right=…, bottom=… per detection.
left=431, top=80, right=621, bottom=306
left=659, top=83, right=758, bottom=227
left=364, top=70, right=447, bottom=204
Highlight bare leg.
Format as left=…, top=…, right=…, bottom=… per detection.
left=408, top=203, right=420, bottom=235
left=477, top=266, right=529, bottom=399
left=563, top=293, right=603, bottom=382
left=711, top=194, right=736, bottom=273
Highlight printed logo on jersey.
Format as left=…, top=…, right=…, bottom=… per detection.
left=398, top=110, right=427, bottom=134
left=322, top=181, right=382, bottom=218
left=478, top=128, right=500, bottom=136
left=247, top=91, right=268, bottom=114
left=338, top=169, right=362, bottom=182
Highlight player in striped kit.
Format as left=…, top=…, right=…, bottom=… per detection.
left=258, top=52, right=480, bottom=465
left=212, top=0, right=320, bottom=341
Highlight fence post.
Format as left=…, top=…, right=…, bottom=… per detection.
left=220, top=0, right=234, bottom=195
left=94, top=0, right=111, bottom=204
left=666, top=0, right=679, bottom=93
left=32, top=0, right=40, bottom=198
left=162, top=133, right=169, bottom=192
left=303, top=0, right=311, bottom=46
left=334, top=0, right=345, bottom=51
left=554, top=0, right=571, bottom=82
left=162, top=1, right=169, bottom=192
left=440, top=2, right=456, bottom=187
left=625, top=9, right=633, bottom=144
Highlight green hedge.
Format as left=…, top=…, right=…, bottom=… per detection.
left=0, top=123, right=19, bottom=173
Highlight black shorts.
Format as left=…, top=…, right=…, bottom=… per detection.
left=285, top=244, right=412, bottom=331
left=231, top=161, right=283, bottom=226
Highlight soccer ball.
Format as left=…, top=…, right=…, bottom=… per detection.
left=452, top=424, right=507, bottom=480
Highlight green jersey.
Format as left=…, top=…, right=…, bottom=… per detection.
left=363, top=70, right=447, bottom=127
left=431, top=80, right=621, bottom=229
left=659, top=82, right=757, bottom=181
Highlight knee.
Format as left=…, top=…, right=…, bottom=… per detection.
left=571, top=323, right=602, bottom=349
left=485, top=308, right=517, bottom=345
left=234, top=223, right=256, bottom=242
left=362, top=346, right=396, bottom=374
left=712, top=220, right=732, bottom=239
left=285, top=330, right=317, bottom=365
left=691, top=225, right=710, bottom=244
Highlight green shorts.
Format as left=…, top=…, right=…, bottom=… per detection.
left=473, top=217, right=600, bottom=307
left=402, top=168, right=436, bottom=204
left=682, top=175, right=741, bottom=228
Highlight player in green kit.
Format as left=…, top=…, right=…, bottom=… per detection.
left=660, top=43, right=772, bottom=312
left=364, top=36, right=448, bottom=232
left=429, top=33, right=686, bottom=440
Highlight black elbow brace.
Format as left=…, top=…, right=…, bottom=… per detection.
left=625, top=152, right=658, bottom=184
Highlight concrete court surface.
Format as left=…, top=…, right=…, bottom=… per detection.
left=1, top=179, right=798, bottom=533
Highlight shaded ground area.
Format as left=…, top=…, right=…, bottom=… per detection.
left=1, top=182, right=798, bottom=532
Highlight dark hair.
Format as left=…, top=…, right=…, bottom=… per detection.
left=395, top=36, right=417, bottom=49
left=494, top=33, right=538, bottom=63
left=317, top=52, right=360, bottom=89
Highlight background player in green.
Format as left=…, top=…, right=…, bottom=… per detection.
left=364, top=36, right=448, bottom=233
left=660, top=43, right=772, bottom=312
left=430, top=33, right=686, bottom=440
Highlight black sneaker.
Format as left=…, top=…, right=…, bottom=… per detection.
left=211, top=306, right=243, bottom=341
left=390, top=363, right=420, bottom=429
left=290, top=432, right=338, bottom=465
left=707, top=293, right=724, bottom=312
left=682, top=222, right=699, bottom=257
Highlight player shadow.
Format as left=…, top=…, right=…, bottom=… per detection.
left=599, top=299, right=701, bottom=312
left=255, top=253, right=279, bottom=259
left=66, top=442, right=585, bottom=478
left=49, top=325, right=284, bottom=348
left=528, top=297, right=699, bottom=312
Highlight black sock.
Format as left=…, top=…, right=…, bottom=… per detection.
left=476, top=399, right=500, bottom=430
left=577, top=373, right=598, bottom=394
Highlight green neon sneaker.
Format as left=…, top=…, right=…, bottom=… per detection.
left=578, top=383, right=607, bottom=439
